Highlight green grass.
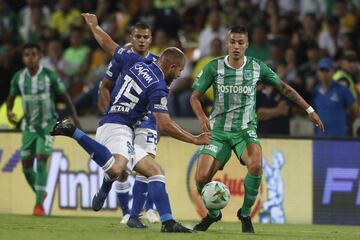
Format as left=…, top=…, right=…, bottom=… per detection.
left=0, top=214, right=359, bottom=240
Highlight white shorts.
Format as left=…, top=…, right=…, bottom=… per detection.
left=96, top=123, right=135, bottom=171
left=133, top=128, right=157, bottom=166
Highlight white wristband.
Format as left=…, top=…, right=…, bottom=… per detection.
left=306, top=106, right=315, bottom=114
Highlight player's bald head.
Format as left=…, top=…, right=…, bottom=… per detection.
left=159, top=47, right=185, bottom=65
left=157, top=47, right=186, bottom=84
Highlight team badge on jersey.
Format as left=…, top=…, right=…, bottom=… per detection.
left=244, top=69, right=253, bottom=80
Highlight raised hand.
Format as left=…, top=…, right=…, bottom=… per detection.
left=81, top=13, right=98, bottom=28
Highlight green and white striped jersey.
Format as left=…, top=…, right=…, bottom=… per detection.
left=9, top=66, right=66, bottom=133
left=192, top=55, right=280, bottom=131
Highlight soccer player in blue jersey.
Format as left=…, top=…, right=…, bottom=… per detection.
left=97, top=22, right=159, bottom=226
left=51, top=14, right=211, bottom=233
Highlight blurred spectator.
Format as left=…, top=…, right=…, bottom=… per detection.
left=256, top=84, right=290, bottom=135
left=318, top=16, right=342, bottom=58
left=198, top=11, right=227, bottom=57
left=0, top=0, right=17, bottom=44
left=49, top=0, right=82, bottom=39
left=300, top=13, right=318, bottom=47
left=190, top=38, right=223, bottom=114
left=333, top=51, right=359, bottom=100
left=246, top=25, right=269, bottom=61
left=313, top=58, right=357, bottom=136
left=265, top=40, right=283, bottom=71
left=299, top=43, right=320, bottom=94
left=19, top=5, right=46, bottom=43
left=0, top=40, right=22, bottom=105
left=299, top=0, right=326, bottom=17
left=149, top=29, right=169, bottom=55
left=40, top=38, right=66, bottom=76
left=332, top=0, right=357, bottom=33
left=61, top=26, right=91, bottom=96
left=18, top=0, right=50, bottom=43
left=130, top=0, right=181, bottom=37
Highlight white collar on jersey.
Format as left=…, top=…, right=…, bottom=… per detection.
left=25, top=65, right=43, bottom=78
left=224, top=55, right=247, bottom=70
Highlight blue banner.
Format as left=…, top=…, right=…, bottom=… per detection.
left=313, top=140, right=360, bottom=225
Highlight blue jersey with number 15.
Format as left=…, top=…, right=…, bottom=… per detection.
left=99, top=47, right=168, bottom=128
left=104, top=49, right=158, bottom=130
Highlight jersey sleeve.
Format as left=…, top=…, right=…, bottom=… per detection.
left=341, top=85, right=355, bottom=108
left=147, top=85, right=169, bottom=114
left=192, top=61, right=215, bottom=95
left=48, top=70, right=66, bottom=95
left=9, top=72, right=21, bottom=96
left=104, top=58, right=122, bottom=82
left=259, top=61, right=281, bottom=86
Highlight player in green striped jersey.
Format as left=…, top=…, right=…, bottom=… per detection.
left=191, top=26, right=324, bottom=233
left=6, top=43, right=80, bottom=216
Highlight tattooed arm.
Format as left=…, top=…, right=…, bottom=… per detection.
left=276, top=80, right=325, bottom=132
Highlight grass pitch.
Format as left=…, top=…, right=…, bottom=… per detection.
left=0, top=214, right=359, bottom=240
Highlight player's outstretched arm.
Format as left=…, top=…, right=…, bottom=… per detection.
left=153, top=112, right=211, bottom=145
left=190, top=90, right=211, bottom=132
left=98, top=79, right=112, bottom=113
left=275, top=80, right=324, bottom=132
left=81, top=13, right=118, bottom=56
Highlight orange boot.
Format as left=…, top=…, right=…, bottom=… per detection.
left=32, top=204, right=45, bottom=216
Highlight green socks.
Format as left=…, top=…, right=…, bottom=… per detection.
left=241, top=173, right=262, bottom=216
left=23, top=168, right=36, bottom=192
left=35, top=161, right=47, bottom=205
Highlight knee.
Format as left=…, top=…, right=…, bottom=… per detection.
left=248, top=159, right=262, bottom=176
left=107, top=158, right=126, bottom=179
left=148, top=164, right=164, bottom=177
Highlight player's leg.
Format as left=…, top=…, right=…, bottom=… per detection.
left=128, top=174, right=148, bottom=227
left=20, top=131, right=36, bottom=192
left=133, top=153, right=193, bottom=233
left=91, top=123, right=134, bottom=211
left=51, top=119, right=126, bottom=178
left=132, top=128, right=158, bottom=224
left=193, top=132, right=231, bottom=231
left=193, top=154, right=223, bottom=231
left=51, top=119, right=128, bottom=211
left=32, top=132, right=53, bottom=216
left=114, top=173, right=131, bottom=224
left=233, top=129, right=262, bottom=233
left=22, top=159, right=35, bottom=192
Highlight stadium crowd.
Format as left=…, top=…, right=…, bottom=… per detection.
left=0, top=0, right=359, bottom=136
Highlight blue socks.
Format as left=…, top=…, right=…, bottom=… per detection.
left=115, top=180, right=130, bottom=215
left=148, top=175, right=173, bottom=223
left=145, top=194, right=154, bottom=210
left=131, top=176, right=148, bottom=217
left=72, top=128, right=113, bottom=170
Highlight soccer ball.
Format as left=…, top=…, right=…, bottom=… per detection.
left=201, top=181, right=230, bottom=210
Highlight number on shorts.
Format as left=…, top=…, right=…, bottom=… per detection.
left=146, top=132, right=158, bottom=144
left=247, top=130, right=257, bottom=138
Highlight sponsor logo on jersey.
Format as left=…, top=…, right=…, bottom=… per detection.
left=130, top=63, right=159, bottom=88
left=109, top=104, right=130, bottom=113
left=218, top=84, right=254, bottom=94
left=244, top=70, right=253, bottom=80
